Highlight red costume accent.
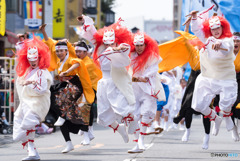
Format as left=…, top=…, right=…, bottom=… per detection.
left=108, top=124, right=119, bottom=133
left=16, top=36, right=50, bottom=77
left=223, top=111, right=233, bottom=117
left=22, top=141, right=28, bottom=149
left=140, top=122, right=150, bottom=127
left=26, top=129, right=36, bottom=136
left=121, top=114, right=134, bottom=126
left=140, top=132, right=147, bottom=135
left=131, top=33, right=159, bottom=74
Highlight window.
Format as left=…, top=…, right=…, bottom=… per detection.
left=6, top=0, right=18, bottom=12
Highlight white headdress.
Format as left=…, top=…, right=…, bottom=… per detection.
left=27, top=46, right=38, bottom=61
left=133, top=33, right=144, bottom=45
left=103, top=29, right=115, bottom=44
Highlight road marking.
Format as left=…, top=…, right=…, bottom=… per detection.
left=74, top=144, right=83, bottom=148
left=123, top=159, right=137, bottom=161
left=91, top=143, right=104, bottom=148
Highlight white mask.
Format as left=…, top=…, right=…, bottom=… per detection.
left=209, top=16, right=221, bottom=29
left=27, top=46, right=38, bottom=61
left=134, top=33, right=144, bottom=45
left=103, top=29, right=115, bottom=44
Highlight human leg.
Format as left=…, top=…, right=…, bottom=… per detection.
left=60, top=123, right=74, bottom=153
left=202, top=115, right=211, bottom=149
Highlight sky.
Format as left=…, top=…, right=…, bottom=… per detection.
left=112, top=0, right=173, bottom=31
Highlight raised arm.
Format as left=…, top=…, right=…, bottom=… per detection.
left=77, top=15, right=97, bottom=44
left=39, top=24, right=49, bottom=41
left=189, top=11, right=206, bottom=43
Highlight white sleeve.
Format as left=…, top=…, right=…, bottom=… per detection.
left=191, top=17, right=206, bottom=43
left=207, top=37, right=234, bottom=55
left=25, top=70, right=49, bottom=96
left=219, top=38, right=234, bottom=55
left=142, top=60, right=159, bottom=78
left=104, top=43, right=131, bottom=67
left=80, top=16, right=97, bottom=44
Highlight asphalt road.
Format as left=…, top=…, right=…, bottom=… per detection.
left=0, top=115, right=239, bottom=161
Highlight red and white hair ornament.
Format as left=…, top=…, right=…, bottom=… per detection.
left=133, top=33, right=144, bottom=45
left=27, top=46, right=38, bottom=61
left=103, top=29, right=115, bottom=44
left=55, top=45, right=68, bottom=51
left=209, top=16, right=221, bottom=29
left=233, top=36, right=240, bottom=40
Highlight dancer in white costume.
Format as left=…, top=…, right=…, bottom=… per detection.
left=161, top=70, right=176, bottom=131
left=78, top=15, right=136, bottom=143
left=190, top=11, right=237, bottom=136
left=128, top=33, right=165, bottom=153
left=13, top=37, right=52, bottom=161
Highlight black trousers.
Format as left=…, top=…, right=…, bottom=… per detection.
left=185, top=108, right=211, bottom=134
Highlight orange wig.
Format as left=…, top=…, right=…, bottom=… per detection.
left=16, top=37, right=51, bottom=77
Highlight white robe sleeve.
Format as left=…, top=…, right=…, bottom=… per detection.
left=191, top=17, right=206, bottom=43
left=206, top=36, right=234, bottom=57
left=142, top=56, right=161, bottom=78
left=24, top=70, right=49, bottom=96
left=80, top=16, right=97, bottom=44
left=218, top=37, right=234, bottom=55
left=102, top=43, right=131, bottom=67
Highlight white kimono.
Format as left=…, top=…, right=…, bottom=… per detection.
left=13, top=67, right=53, bottom=142
left=97, top=44, right=135, bottom=126
left=131, top=53, right=163, bottom=122
left=80, top=16, right=136, bottom=126
left=191, top=18, right=237, bottom=115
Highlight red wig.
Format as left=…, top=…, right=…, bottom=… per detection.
left=202, top=16, right=232, bottom=39
left=93, top=21, right=132, bottom=66
left=16, top=36, right=51, bottom=77
left=131, top=33, right=159, bottom=74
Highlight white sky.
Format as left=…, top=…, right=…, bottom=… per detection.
left=112, top=0, right=173, bottom=31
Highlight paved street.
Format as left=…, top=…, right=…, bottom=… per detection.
left=0, top=115, right=240, bottom=161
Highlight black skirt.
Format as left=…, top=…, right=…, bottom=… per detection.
left=50, top=75, right=91, bottom=125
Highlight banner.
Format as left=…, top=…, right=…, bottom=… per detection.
left=218, top=0, right=240, bottom=32
left=180, top=0, right=222, bottom=33
left=53, top=0, right=65, bottom=38
left=180, top=0, right=240, bottom=32
left=0, top=0, right=6, bottom=36
left=24, top=0, right=42, bottom=29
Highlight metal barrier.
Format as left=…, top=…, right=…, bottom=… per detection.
left=0, top=57, right=17, bottom=125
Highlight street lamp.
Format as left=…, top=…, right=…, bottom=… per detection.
left=105, top=10, right=115, bottom=26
